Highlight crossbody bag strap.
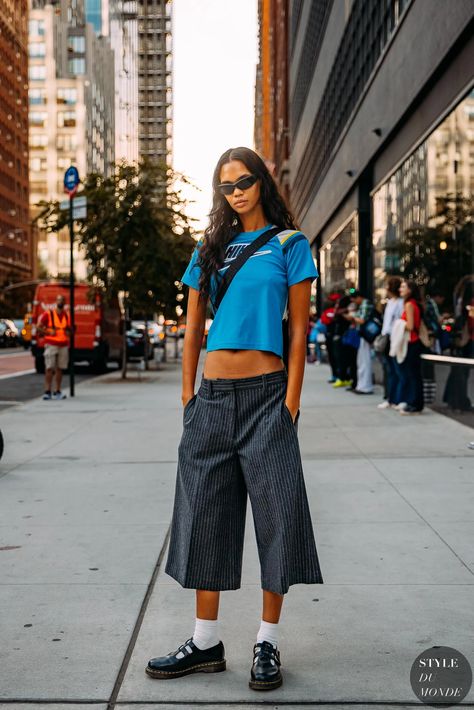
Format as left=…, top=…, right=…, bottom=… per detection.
left=212, top=225, right=282, bottom=314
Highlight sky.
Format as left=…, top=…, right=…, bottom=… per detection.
left=172, top=0, right=259, bottom=236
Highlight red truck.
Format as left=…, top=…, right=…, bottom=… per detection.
left=31, top=282, right=124, bottom=373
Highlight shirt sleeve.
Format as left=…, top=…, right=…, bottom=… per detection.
left=284, top=233, right=319, bottom=287
left=180, top=238, right=203, bottom=290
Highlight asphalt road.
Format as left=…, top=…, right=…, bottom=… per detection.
left=0, top=347, right=103, bottom=409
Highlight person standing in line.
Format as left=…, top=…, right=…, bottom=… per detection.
left=331, top=294, right=353, bottom=388
left=377, top=276, right=404, bottom=409
left=145, top=146, right=324, bottom=691
left=347, top=290, right=374, bottom=394
left=37, top=294, right=71, bottom=400
left=424, top=289, right=446, bottom=354
left=398, top=279, right=425, bottom=414
left=320, top=294, right=340, bottom=382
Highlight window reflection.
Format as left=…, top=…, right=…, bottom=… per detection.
left=372, top=88, right=474, bottom=358
left=320, top=213, right=358, bottom=300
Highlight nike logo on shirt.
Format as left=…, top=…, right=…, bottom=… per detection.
left=218, top=244, right=272, bottom=273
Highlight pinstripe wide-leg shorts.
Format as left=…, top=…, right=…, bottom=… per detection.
left=164, top=368, right=324, bottom=595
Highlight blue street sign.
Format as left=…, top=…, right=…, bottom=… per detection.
left=64, top=165, right=80, bottom=195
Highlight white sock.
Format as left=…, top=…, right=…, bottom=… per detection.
left=256, top=619, right=279, bottom=648
left=191, top=617, right=220, bottom=651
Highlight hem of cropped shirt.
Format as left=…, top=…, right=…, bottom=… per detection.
left=206, top=343, right=283, bottom=357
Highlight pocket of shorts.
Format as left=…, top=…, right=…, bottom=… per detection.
left=183, top=393, right=198, bottom=424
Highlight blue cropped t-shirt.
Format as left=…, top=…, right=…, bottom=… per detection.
left=180, top=223, right=318, bottom=358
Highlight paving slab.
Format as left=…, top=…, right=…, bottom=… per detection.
left=116, top=362, right=474, bottom=706
left=0, top=582, right=145, bottom=700
left=1, top=358, right=473, bottom=706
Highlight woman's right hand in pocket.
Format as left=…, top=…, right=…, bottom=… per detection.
left=182, top=393, right=195, bottom=408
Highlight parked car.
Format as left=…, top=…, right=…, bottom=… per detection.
left=126, top=325, right=154, bottom=361
left=20, top=310, right=33, bottom=348
left=12, top=319, right=28, bottom=348
left=131, top=320, right=164, bottom=348
left=0, top=319, right=18, bottom=347
left=31, top=282, right=124, bottom=373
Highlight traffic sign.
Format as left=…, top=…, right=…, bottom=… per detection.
left=64, top=166, right=80, bottom=196
left=59, top=195, right=87, bottom=219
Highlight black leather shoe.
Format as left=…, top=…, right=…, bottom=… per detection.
left=146, top=636, right=226, bottom=679
left=249, top=640, right=282, bottom=690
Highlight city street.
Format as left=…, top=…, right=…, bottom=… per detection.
left=0, top=348, right=98, bottom=410
left=0, top=354, right=472, bottom=709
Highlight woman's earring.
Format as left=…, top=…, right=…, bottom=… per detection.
left=232, top=216, right=238, bottom=226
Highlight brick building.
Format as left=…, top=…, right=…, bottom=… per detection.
left=0, top=0, right=33, bottom=287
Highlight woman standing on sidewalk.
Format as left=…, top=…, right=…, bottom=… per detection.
left=146, top=146, right=324, bottom=691
left=398, top=279, right=425, bottom=414
left=377, top=276, right=404, bottom=410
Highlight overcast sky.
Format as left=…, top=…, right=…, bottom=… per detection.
left=172, top=0, right=258, bottom=235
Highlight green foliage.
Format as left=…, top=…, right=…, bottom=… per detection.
left=33, top=158, right=200, bottom=319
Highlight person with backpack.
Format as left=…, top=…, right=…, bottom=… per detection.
left=37, top=294, right=71, bottom=400
left=146, top=147, right=323, bottom=691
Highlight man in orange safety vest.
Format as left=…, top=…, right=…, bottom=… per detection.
left=37, top=294, right=71, bottom=400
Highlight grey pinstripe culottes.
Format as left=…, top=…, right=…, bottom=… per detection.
left=164, top=368, right=324, bottom=595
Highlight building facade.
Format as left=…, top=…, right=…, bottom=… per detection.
left=93, top=0, right=172, bottom=166
left=0, top=0, right=33, bottom=286
left=137, top=0, right=172, bottom=165
left=285, top=0, right=473, bottom=329
left=255, top=0, right=290, bottom=202
left=29, top=0, right=114, bottom=278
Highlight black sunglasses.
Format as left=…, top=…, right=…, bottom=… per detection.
left=217, top=174, right=258, bottom=196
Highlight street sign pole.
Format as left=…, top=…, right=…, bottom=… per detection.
left=63, top=166, right=80, bottom=397
left=69, top=194, right=75, bottom=397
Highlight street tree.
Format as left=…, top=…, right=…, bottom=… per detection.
left=34, top=158, right=199, bottom=378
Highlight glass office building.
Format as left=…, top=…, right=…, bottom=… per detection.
left=372, top=88, right=473, bottom=322
left=85, top=0, right=102, bottom=33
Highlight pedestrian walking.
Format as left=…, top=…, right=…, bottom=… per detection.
left=146, top=146, right=324, bottom=691
left=398, top=280, right=425, bottom=414
left=37, top=294, right=71, bottom=400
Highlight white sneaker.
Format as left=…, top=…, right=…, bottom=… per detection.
left=377, top=400, right=390, bottom=409
left=394, top=402, right=407, bottom=411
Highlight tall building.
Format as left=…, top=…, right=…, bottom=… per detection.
left=98, top=0, right=172, bottom=165
left=85, top=0, right=103, bottom=33
left=260, top=0, right=474, bottom=325
left=137, top=0, right=173, bottom=164
left=255, top=0, right=290, bottom=202
left=103, top=0, right=139, bottom=163
left=0, top=0, right=33, bottom=287
left=29, top=0, right=115, bottom=278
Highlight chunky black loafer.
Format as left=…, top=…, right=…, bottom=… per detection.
left=145, top=636, right=226, bottom=679
left=249, top=640, right=282, bottom=690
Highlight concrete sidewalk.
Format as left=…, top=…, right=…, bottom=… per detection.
left=0, top=356, right=473, bottom=709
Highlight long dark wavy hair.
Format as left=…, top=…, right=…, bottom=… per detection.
left=402, top=279, right=424, bottom=316
left=196, top=147, right=298, bottom=302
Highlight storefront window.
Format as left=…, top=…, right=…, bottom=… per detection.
left=372, top=87, right=474, bottom=356
left=319, top=213, right=358, bottom=302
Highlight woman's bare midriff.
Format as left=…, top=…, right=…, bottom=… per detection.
left=203, top=349, right=285, bottom=379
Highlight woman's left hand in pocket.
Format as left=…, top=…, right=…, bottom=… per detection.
left=285, top=401, right=299, bottom=423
